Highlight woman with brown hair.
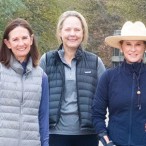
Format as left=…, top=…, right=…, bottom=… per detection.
left=0, top=18, right=49, bottom=146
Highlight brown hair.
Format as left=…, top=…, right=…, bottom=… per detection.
left=0, top=18, right=39, bottom=67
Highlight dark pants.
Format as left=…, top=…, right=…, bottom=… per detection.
left=49, top=134, right=98, bottom=146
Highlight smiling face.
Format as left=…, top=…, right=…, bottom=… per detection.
left=4, top=26, right=33, bottom=62
left=59, top=16, right=83, bottom=50
left=121, top=40, right=146, bottom=63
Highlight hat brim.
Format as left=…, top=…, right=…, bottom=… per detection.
left=105, top=36, right=146, bottom=49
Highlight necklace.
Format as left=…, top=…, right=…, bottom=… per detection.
left=135, top=65, right=142, bottom=110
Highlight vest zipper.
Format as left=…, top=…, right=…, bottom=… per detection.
left=55, top=74, right=65, bottom=126
left=18, top=75, right=24, bottom=146
left=76, top=66, right=81, bottom=126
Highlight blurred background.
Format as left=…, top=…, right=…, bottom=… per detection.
left=0, top=0, right=146, bottom=67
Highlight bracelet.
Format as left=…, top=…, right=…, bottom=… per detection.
left=106, top=141, right=115, bottom=146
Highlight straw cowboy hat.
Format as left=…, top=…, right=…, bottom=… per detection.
left=105, top=21, right=146, bottom=49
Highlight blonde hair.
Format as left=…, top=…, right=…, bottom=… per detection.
left=56, top=10, right=88, bottom=45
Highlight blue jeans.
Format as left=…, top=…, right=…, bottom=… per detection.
left=49, top=134, right=98, bottom=146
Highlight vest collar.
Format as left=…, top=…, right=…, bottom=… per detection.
left=57, top=43, right=83, bottom=61
left=10, top=55, right=33, bottom=75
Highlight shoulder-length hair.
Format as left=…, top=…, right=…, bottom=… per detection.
left=56, top=10, right=88, bottom=46
left=0, top=18, right=39, bottom=67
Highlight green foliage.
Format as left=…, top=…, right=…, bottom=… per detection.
left=106, top=0, right=146, bottom=23
left=0, top=0, right=27, bottom=39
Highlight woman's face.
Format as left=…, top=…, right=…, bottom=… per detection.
left=121, top=40, right=146, bottom=63
left=59, top=16, right=83, bottom=50
left=4, top=26, right=33, bottom=62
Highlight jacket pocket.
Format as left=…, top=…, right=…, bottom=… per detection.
left=108, top=119, right=128, bottom=145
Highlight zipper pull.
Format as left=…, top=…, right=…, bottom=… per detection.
left=138, top=104, right=141, bottom=110
left=139, top=106, right=141, bottom=110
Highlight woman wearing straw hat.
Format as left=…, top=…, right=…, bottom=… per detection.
left=92, top=21, right=146, bottom=146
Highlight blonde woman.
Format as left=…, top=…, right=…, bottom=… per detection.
left=40, top=10, right=105, bottom=146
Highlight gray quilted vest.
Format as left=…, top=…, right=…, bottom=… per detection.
left=0, top=56, right=43, bottom=146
